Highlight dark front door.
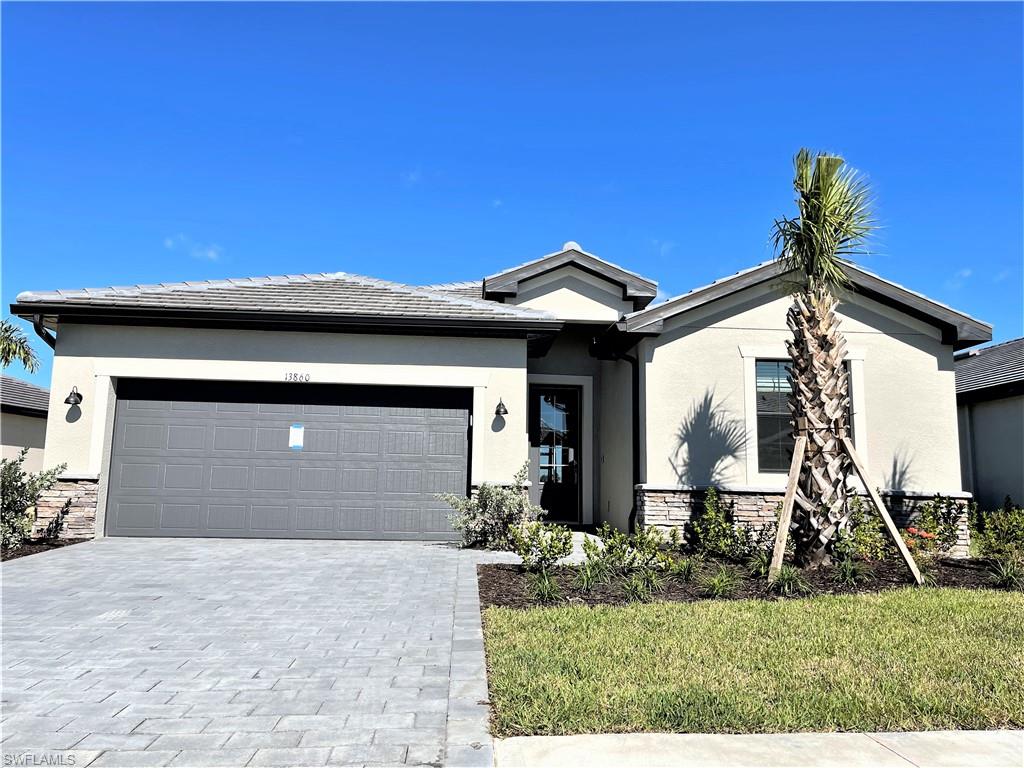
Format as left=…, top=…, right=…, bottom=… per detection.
left=529, top=385, right=582, bottom=524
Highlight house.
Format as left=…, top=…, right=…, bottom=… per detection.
left=1, top=375, right=49, bottom=472
left=10, top=242, right=991, bottom=543
left=955, top=337, right=1024, bottom=510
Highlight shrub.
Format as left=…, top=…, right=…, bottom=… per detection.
left=623, top=572, right=653, bottom=603
left=438, top=463, right=543, bottom=549
left=1, top=450, right=66, bottom=551
left=914, top=495, right=964, bottom=553
left=667, top=555, right=700, bottom=583
left=972, top=505, right=1024, bottom=560
left=839, top=496, right=892, bottom=561
left=700, top=565, right=740, bottom=599
left=586, top=523, right=666, bottom=576
left=769, top=565, right=812, bottom=596
left=833, top=557, right=871, bottom=587
left=529, top=570, right=561, bottom=603
left=688, top=488, right=773, bottom=560
left=510, top=522, right=573, bottom=573
left=988, top=555, right=1024, bottom=592
left=746, top=549, right=771, bottom=579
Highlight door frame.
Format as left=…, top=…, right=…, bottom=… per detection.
left=526, top=374, right=593, bottom=525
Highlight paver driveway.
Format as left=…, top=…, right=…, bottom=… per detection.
left=2, top=538, right=511, bottom=767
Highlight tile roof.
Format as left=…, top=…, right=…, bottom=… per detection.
left=1, top=375, right=49, bottom=415
left=14, top=272, right=555, bottom=324
left=955, top=337, right=1024, bottom=394
left=420, top=281, right=485, bottom=299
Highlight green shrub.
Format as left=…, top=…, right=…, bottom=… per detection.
left=833, top=557, right=871, bottom=587
left=914, top=495, right=964, bottom=553
left=837, top=496, right=892, bottom=561
left=988, top=555, right=1024, bottom=592
left=511, top=522, right=573, bottom=573
left=438, top=463, right=543, bottom=549
left=1, top=450, right=66, bottom=551
left=623, top=573, right=653, bottom=603
left=972, top=505, right=1024, bottom=559
left=700, top=565, right=740, bottom=599
left=769, top=565, right=812, bottom=596
left=746, top=549, right=771, bottom=579
left=585, top=524, right=667, bottom=576
left=688, top=489, right=774, bottom=560
left=530, top=570, right=561, bottom=603
left=667, top=555, right=700, bottom=583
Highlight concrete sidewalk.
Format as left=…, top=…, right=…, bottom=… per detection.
left=495, top=730, right=1024, bottom=768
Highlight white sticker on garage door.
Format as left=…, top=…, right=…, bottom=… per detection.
left=289, top=424, right=304, bottom=450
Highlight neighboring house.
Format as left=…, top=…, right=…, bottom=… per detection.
left=10, top=241, right=991, bottom=542
left=1, top=375, right=49, bottom=472
left=955, top=337, right=1024, bottom=510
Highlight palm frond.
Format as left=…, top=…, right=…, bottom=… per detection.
left=771, top=149, right=875, bottom=292
left=1, top=319, right=39, bottom=372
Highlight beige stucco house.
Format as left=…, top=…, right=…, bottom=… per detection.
left=11, top=242, right=991, bottom=541
left=956, top=337, right=1024, bottom=510
left=1, top=375, right=49, bottom=472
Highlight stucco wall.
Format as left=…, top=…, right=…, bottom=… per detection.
left=42, top=324, right=530, bottom=490
left=641, top=282, right=964, bottom=495
left=1, top=411, right=47, bottom=472
left=959, top=395, right=1024, bottom=509
left=508, top=266, right=634, bottom=321
left=598, top=358, right=633, bottom=530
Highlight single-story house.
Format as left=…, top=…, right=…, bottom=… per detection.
left=11, top=241, right=991, bottom=543
left=1, top=374, right=49, bottom=472
left=955, top=337, right=1024, bottom=510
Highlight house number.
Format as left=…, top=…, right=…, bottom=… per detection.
left=284, top=372, right=311, bottom=382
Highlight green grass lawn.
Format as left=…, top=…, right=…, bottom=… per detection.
left=483, top=588, right=1024, bottom=736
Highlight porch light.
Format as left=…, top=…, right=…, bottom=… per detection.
left=64, top=387, right=83, bottom=406
left=495, top=399, right=508, bottom=417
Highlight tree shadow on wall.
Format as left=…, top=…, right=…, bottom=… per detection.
left=883, top=446, right=916, bottom=491
left=671, top=389, right=746, bottom=487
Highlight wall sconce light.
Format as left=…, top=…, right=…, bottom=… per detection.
left=64, top=387, right=83, bottom=406
left=494, top=399, right=508, bottom=417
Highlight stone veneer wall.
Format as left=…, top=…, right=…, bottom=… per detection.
left=32, top=476, right=98, bottom=540
left=636, top=487, right=971, bottom=558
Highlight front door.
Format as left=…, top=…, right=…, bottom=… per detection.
left=528, top=385, right=582, bottom=524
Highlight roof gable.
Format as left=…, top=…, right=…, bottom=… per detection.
left=622, top=260, right=991, bottom=350
left=483, top=242, right=658, bottom=310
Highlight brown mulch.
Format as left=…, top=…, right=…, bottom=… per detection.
left=478, top=556, right=997, bottom=609
left=1, top=538, right=88, bottom=562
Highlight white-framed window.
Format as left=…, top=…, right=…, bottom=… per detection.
left=754, top=359, right=855, bottom=474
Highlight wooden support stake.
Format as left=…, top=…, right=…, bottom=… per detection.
left=768, top=436, right=806, bottom=582
left=842, top=437, right=924, bottom=586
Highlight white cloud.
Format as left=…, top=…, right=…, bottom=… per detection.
left=652, top=238, right=676, bottom=259
left=993, top=269, right=1012, bottom=283
left=163, top=233, right=223, bottom=261
left=491, top=198, right=503, bottom=208
left=944, top=268, right=972, bottom=290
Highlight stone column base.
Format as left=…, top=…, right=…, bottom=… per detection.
left=32, top=475, right=99, bottom=539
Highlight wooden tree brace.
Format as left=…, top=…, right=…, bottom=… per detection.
left=768, top=436, right=806, bottom=581
left=841, top=437, right=924, bottom=586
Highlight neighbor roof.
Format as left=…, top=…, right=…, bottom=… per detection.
left=420, top=281, right=485, bottom=300
left=1, top=375, right=49, bottom=417
left=622, top=260, right=992, bottom=349
left=955, top=337, right=1024, bottom=395
left=12, top=272, right=561, bottom=334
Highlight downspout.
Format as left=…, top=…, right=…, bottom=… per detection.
left=31, top=315, right=56, bottom=349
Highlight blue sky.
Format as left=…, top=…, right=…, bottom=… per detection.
left=3, top=2, right=1021, bottom=388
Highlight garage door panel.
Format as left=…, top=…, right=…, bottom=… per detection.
left=105, top=380, right=469, bottom=540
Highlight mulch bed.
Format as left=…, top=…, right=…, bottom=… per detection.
left=1, top=538, right=88, bottom=562
left=478, top=556, right=997, bottom=609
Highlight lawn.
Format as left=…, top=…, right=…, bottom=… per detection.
left=483, top=588, right=1024, bottom=736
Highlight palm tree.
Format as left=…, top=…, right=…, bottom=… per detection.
left=771, top=149, right=874, bottom=566
left=1, top=319, right=39, bottom=372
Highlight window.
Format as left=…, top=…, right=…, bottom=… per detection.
left=755, top=359, right=854, bottom=473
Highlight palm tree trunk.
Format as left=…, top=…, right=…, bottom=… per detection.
left=785, top=287, right=853, bottom=566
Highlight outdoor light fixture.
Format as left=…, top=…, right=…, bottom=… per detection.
left=64, top=387, right=83, bottom=406
left=494, top=399, right=508, bottom=417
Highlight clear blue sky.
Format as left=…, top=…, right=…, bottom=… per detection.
left=3, top=2, right=1021, bottom=389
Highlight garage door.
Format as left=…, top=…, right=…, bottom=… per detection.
left=104, top=379, right=470, bottom=540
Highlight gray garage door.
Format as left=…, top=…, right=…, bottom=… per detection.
left=104, top=380, right=470, bottom=540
